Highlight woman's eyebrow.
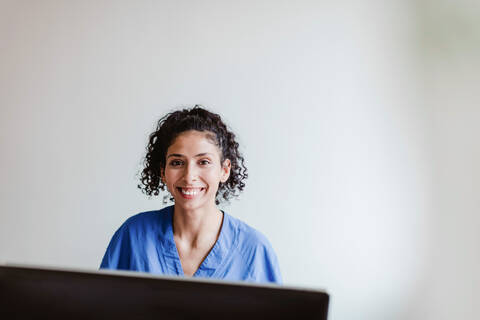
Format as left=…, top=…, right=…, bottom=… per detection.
left=166, top=152, right=212, bottom=159
left=166, top=153, right=184, bottom=159
left=194, top=153, right=212, bottom=157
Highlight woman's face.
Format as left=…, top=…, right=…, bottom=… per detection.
left=161, top=130, right=231, bottom=211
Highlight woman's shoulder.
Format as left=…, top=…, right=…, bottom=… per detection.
left=225, top=213, right=274, bottom=251
left=120, top=205, right=172, bottom=232
left=223, top=212, right=282, bottom=283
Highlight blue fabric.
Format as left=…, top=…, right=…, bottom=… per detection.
left=100, top=205, right=282, bottom=284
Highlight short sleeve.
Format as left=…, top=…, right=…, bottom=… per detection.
left=249, top=241, right=283, bottom=284
left=99, top=223, right=132, bottom=270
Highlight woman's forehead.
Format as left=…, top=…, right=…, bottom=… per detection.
left=167, top=130, right=220, bottom=155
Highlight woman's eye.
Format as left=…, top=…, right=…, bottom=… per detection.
left=199, top=159, right=211, bottom=165
left=170, top=160, right=183, bottom=166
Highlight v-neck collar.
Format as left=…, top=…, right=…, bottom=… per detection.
left=160, top=205, right=230, bottom=278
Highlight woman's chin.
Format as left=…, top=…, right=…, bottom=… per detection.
left=173, top=196, right=215, bottom=211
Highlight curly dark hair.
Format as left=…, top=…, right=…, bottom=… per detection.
left=138, top=105, right=248, bottom=205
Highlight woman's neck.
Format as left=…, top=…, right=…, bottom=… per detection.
left=172, top=204, right=223, bottom=248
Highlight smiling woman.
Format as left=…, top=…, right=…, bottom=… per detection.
left=100, top=106, right=282, bottom=283
left=162, top=131, right=232, bottom=212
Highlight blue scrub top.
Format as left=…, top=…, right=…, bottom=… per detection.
left=100, top=205, right=282, bottom=284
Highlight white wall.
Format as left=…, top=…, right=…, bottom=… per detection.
left=406, top=1, right=480, bottom=319
left=0, top=1, right=478, bottom=319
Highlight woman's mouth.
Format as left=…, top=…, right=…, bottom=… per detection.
left=176, top=187, right=205, bottom=199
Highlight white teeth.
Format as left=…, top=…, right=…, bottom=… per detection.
left=181, top=188, right=202, bottom=195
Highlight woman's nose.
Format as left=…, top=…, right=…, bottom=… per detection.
left=183, top=163, right=198, bottom=182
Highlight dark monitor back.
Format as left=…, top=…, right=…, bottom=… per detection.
left=0, top=265, right=329, bottom=320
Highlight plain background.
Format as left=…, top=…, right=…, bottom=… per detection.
left=1, top=1, right=479, bottom=319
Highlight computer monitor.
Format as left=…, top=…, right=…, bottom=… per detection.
left=0, top=265, right=329, bottom=319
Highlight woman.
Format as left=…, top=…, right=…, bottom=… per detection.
left=100, top=106, right=282, bottom=284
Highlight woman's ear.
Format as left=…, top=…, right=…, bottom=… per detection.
left=220, top=159, right=231, bottom=183
left=160, top=168, right=166, bottom=184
